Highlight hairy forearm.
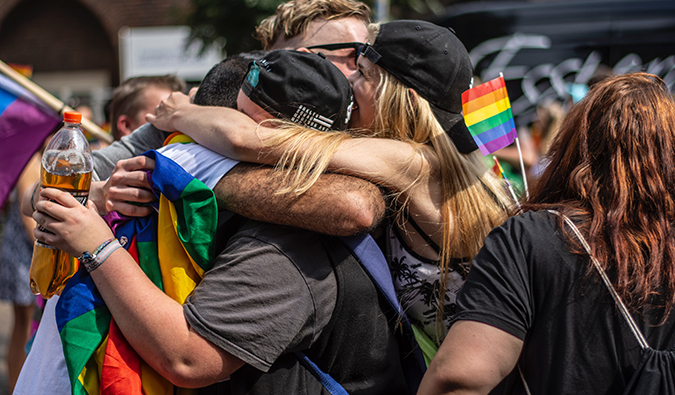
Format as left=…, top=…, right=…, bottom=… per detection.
left=215, top=163, right=385, bottom=236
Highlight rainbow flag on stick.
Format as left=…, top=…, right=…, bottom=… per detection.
left=462, top=75, right=516, bottom=156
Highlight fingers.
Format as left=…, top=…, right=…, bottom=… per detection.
left=32, top=188, right=114, bottom=257
left=38, top=188, right=80, bottom=209
left=109, top=156, right=155, bottom=192
left=105, top=200, right=154, bottom=218
left=102, top=156, right=158, bottom=217
left=116, top=156, right=155, bottom=173
left=109, top=166, right=151, bottom=190
left=188, top=87, right=199, bottom=103
left=147, top=92, right=191, bottom=130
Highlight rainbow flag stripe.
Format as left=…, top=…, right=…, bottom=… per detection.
left=56, top=147, right=218, bottom=395
left=461, top=76, right=516, bottom=156
left=0, top=73, right=60, bottom=206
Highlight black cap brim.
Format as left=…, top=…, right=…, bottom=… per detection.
left=429, top=103, right=478, bottom=154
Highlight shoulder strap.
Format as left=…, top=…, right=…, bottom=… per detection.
left=295, top=351, right=349, bottom=395
left=295, top=234, right=425, bottom=395
left=406, top=217, right=442, bottom=255
left=548, top=210, right=650, bottom=350
left=339, top=234, right=427, bottom=393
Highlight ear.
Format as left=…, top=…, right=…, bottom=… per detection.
left=295, top=47, right=312, bottom=54
left=408, top=88, right=419, bottom=105
left=116, top=115, right=132, bottom=136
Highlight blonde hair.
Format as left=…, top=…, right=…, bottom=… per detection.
left=265, top=23, right=513, bottom=342
left=255, top=0, right=371, bottom=49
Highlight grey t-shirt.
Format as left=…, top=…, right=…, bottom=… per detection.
left=92, top=123, right=169, bottom=180
left=183, top=219, right=337, bottom=372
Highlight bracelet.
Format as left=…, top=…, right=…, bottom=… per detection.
left=79, top=238, right=123, bottom=273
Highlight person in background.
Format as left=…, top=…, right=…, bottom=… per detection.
left=0, top=150, right=41, bottom=393
left=419, top=73, right=675, bottom=394
left=109, top=75, right=185, bottom=141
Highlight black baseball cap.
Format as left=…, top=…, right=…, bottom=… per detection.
left=241, top=50, right=354, bottom=131
left=360, top=20, right=478, bottom=153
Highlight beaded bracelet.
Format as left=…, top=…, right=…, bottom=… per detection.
left=78, top=238, right=124, bottom=273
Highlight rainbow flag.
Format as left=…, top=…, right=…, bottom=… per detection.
left=0, top=73, right=60, bottom=207
left=461, top=76, right=516, bottom=156
left=55, top=141, right=220, bottom=395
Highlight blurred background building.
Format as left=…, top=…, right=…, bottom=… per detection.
left=1, top=0, right=675, bottom=393
left=0, top=0, right=199, bottom=126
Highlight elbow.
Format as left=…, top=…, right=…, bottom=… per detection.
left=419, top=364, right=479, bottom=395
left=157, top=359, right=224, bottom=389
left=340, top=188, right=385, bottom=235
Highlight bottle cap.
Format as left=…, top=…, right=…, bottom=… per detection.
left=63, top=111, right=82, bottom=123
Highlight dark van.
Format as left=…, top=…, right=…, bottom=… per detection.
left=433, top=0, right=675, bottom=125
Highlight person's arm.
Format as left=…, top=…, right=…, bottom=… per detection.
left=147, top=93, right=428, bottom=194
left=16, top=153, right=40, bottom=241
left=32, top=188, right=244, bottom=388
left=215, top=163, right=384, bottom=235
left=417, top=320, right=523, bottom=395
left=90, top=155, right=385, bottom=236
left=89, top=156, right=158, bottom=217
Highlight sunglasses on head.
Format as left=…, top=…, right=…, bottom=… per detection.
left=305, top=42, right=369, bottom=65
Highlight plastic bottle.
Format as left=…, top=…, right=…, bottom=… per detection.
left=29, top=111, right=93, bottom=298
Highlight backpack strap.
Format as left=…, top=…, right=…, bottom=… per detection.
left=295, top=351, right=349, bottom=395
left=295, top=234, right=425, bottom=395
left=548, top=210, right=651, bottom=350
left=339, top=234, right=427, bottom=393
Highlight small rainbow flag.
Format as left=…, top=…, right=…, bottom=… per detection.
left=461, top=75, right=516, bottom=156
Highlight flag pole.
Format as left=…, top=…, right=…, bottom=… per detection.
left=514, top=135, right=529, bottom=200
left=0, top=60, right=113, bottom=144
left=493, top=156, right=521, bottom=209
left=498, top=72, right=529, bottom=200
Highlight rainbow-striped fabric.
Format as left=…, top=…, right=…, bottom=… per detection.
left=0, top=73, right=59, bottom=206
left=461, top=76, right=516, bottom=156
left=55, top=138, right=221, bottom=395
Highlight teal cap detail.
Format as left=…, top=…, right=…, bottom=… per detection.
left=246, top=62, right=260, bottom=88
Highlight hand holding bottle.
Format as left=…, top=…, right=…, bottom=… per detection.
left=32, top=187, right=113, bottom=261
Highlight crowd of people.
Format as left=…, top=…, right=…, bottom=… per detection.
left=2, top=0, right=675, bottom=394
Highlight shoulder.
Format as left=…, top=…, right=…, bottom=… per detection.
left=483, top=210, right=561, bottom=253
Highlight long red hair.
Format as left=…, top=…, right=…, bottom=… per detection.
left=524, top=73, right=675, bottom=317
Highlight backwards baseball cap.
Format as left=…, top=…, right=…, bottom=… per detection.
left=359, top=20, right=478, bottom=153
left=241, top=50, right=353, bottom=131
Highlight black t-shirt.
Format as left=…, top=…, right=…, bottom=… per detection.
left=453, top=210, right=675, bottom=395
left=184, top=219, right=408, bottom=394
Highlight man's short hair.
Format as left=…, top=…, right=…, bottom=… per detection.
left=110, top=75, right=185, bottom=140
left=194, top=50, right=268, bottom=108
left=255, top=0, right=371, bottom=50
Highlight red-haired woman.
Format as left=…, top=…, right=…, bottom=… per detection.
left=420, top=73, right=675, bottom=394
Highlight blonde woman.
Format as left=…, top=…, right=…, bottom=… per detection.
left=148, top=20, right=514, bottom=360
